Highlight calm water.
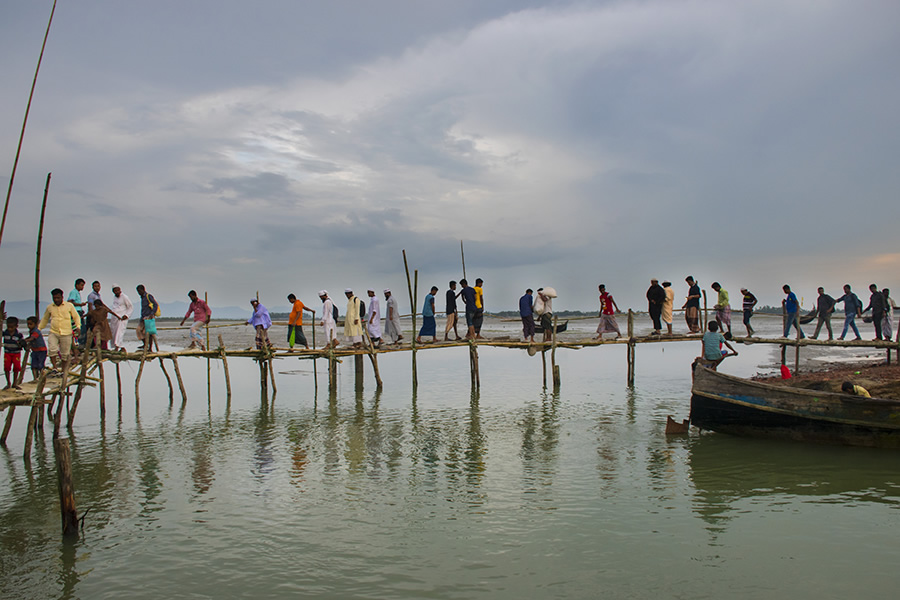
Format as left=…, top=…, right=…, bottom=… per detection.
left=2, top=315, right=899, bottom=599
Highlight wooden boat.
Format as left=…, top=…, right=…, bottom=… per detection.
left=534, top=319, right=568, bottom=334
left=798, top=307, right=817, bottom=325
left=690, top=365, right=900, bottom=448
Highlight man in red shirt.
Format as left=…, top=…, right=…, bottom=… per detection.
left=180, top=290, right=211, bottom=350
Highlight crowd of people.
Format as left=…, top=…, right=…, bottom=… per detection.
left=2, top=275, right=898, bottom=390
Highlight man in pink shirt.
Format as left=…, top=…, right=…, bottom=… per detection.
left=180, top=290, right=212, bottom=350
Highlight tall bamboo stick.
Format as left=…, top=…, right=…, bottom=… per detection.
left=34, top=172, right=51, bottom=315
left=0, top=1, right=57, bottom=250
left=402, top=250, right=418, bottom=388
left=460, top=240, right=466, bottom=280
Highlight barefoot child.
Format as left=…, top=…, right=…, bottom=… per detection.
left=25, top=316, right=48, bottom=380
left=3, top=316, right=24, bottom=389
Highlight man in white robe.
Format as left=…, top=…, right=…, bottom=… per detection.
left=108, top=284, right=134, bottom=351
left=344, top=288, right=364, bottom=348
left=319, top=290, right=338, bottom=347
left=383, top=289, right=403, bottom=344
left=366, top=288, right=382, bottom=347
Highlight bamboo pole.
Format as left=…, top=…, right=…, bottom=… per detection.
left=205, top=292, right=211, bottom=399
left=700, top=290, right=709, bottom=333
left=312, top=313, right=318, bottom=392
left=469, top=341, right=480, bottom=389
left=551, top=313, right=560, bottom=387
left=218, top=335, right=232, bottom=400
left=68, top=333, right=95, bottom=428
left=627, top=310, right=635, bottom=386
left=115, top=362, right=122, bottom=407
left=1, top=406, right=14, bottom=445
left=268, top=353, right=277, bottom=396
left=24, top=369, right=50, bottom=458
left=157, top=354, right=174, bottom=404
left=54, top=437, right=78, bottom=537
left=0, top=1, right=57, bottom=250
left=541, top=347, right=547, bottom=388
left=135, top=332, right=149, bottom=405
left=95, top=333, right=105, bottom=417
left=170, top=354, right=188, bottom=404
left=34, top=172, right=51, bottom=316
left=354, top=354, right=364, bottom=389
left=460, top=240, right=467, bottom=280
left=402, top=250, right=418, bottom=388
left=362, top=327, right=383, bottom=388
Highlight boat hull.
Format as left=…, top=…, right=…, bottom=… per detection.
left=690, top=366, right=900, bottom=448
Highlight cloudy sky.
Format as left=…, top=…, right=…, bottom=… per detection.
left=1, top=0, right=898, bottom=314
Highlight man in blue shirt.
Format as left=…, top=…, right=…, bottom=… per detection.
left=417, top=286, right=438, bottom=344
left=834, top=284, right=862, bottom=341
left=519, top=289, right=535, bottom=343
left=782, top=284, right=804, bottom=339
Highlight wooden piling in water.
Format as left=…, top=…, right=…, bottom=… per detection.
left=95, top=336, right=105, bottom=417
left=171, top=354, right=188, bottom=404
left=135, top=333, right=149, bottom=405
left=54, top=437, right=78, bottom=537
left=551, top=313, right=561, bottom=388
left=403, top=250, right=418, bottom=389
left=468, top=341, right=480, bottom=389
left=1, top=405, right=15, bottom=445
left=115, top=362, right=122, bottom=407
left=362, top=328, right=383, bottom=388
left=268, top=354, right=277, bottom=396
left=355, top=354, right=364, bottom=389
left=218, top=335, right=231, bottom=400
left=68, top=340, right=94, bottom=428
left=626, top=310, right=636, bottom=386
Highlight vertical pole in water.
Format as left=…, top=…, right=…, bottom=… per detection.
left=268, top=354, right=277, bottom=396
left=115, top=362, right=122, bottom=408
left=627, top=310, right=635, bottom=386
left=468, top=341, right=480, bottom=389
left=311, top=321, right=318, bottom=392
left=171, top=354, right=188, bottom=404
left=327, top=345, right=337, bottom=391
left=1, top=406, right=14, bottom=445
left=702, top=290, right=708, bottom=331
left=794, top=323, right=801, bottom=374
left=218, top=335, right=231, bottom=400
left=54, top=437, right=78, bottom=537
left=355, top=353, right=364, bottom=390
left=205, top=292, right=211, bottom=400
left=403, top=250, right=418, bottom=389
left=95, top=332, right=105, bottom=417
left=362, top=328, right=383, bottom=388
left=541, top=348, right=547, bottom=389
left=551, top=313, right=560, bottom=388
left=135, top=332, right=150, bottom=405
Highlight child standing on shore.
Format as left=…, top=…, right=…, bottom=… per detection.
left=3, top=316, right=25, bottom=389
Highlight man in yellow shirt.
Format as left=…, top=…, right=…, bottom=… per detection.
left=473, top=278, right=485, bottom=339
left=38, top=288, right=81, bottom=368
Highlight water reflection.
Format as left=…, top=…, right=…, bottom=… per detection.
left=687, top=433, right=900, bottom=538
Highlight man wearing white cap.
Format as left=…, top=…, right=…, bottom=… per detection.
left=366, top=289, right=382, bottom=347
left=383, top=289, right=403, bottom=345
left=319, top=290, right=338, bottom=348
left=108, top=284, right=133, bottom=351
left=344, top=289, right=364, bottom=348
